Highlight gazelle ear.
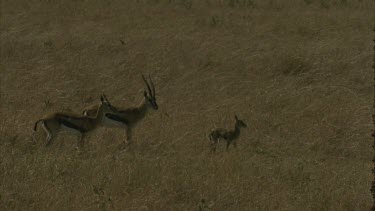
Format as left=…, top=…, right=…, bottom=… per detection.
left=101, top=94, right=110, bottom=104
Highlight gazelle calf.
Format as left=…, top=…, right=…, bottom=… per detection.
left=33, top=94, right=117, bottom=147
left=82, top=74, right=158, bottom=144
left=209, top=115, right=247, bottom=152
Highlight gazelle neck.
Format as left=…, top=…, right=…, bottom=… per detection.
left=93, top=104, right=105, bottom=123
left=92, top=102, right=110, bottom=124
left=137, top=97, right=150, bottom=118
left=232, top=124, right=241, bottom=139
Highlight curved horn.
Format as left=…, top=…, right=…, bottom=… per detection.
left=101, top=93, right=109, bottom=102
left=101, top=93, right=111, bottom=105
left=100, top=93, right=105, bottom=102
left=142, top=74, right=152, bottom=96
left=100, top=93, right=118, bottom=112
left=149, top=74, right=155, bottom=97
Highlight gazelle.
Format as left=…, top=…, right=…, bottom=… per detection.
left=209, top=115, right=247, bottom=152
left=82, top=74, right=158, bottom=144
left=33, top=94, right=117, bottom=147
left=82, top=94, right=117, bottom=116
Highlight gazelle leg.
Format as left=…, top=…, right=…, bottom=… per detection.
left=211, top=139, right=217, bottom=152
left=119, top=126, right=130, bottom=150
left=32, top=132, right=37, bottom=144
left=211, top=144, right=216, bottom=152
left=45, top=135, right=52, bottom=147
left=233, top=140, right=237, bottom=148
left=42, top=124, right=53, bottom=147
left=78, top=133, right=85, bottom=148
left=125, top=127, right=132, bottom=145
left=226, top=140, right=231, bottom=151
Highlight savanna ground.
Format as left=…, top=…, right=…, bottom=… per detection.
left=1, top=0, right=374, bottom=210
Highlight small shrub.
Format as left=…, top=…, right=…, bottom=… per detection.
left=228, top=0, right=237, bottom=7
left=275, top=56, right=311, bottom=76
left=245, top=0, right=256, bottom=7
left=303, top=0, right=314, bottom=5
left=182, top=0, right=193, bottom=9
left=210, top=15, right=219, bottom=27
left=320, top=0, right=330, bottom=8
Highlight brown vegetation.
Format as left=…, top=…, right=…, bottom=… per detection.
left=1, top=0, right=373, bottom=210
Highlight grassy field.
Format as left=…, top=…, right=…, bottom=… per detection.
left=1, top=0, right=374, bottom=210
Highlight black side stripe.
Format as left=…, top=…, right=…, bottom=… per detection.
left=105, top=113, right=129, bottom=125
left=58, top=119, right=86, bottom=133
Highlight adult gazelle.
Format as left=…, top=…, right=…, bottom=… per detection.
left=82, top=74, right=158, bottom=144
left=33, top=94, right=117, bottom=147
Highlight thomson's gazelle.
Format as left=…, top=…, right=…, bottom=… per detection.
left=33, top=94, right=117, bottom=147
left=82, top=74, right=158, bottom=144
left=82, top=94, right=117, bottom=116
left=209, top=115, right=247, bottom=152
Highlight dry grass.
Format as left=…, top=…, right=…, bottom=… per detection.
left=1, top=0, right=373, bottom=210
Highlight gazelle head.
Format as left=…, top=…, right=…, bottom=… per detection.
left=98, top=93, right=118, bottom=117
left=82, top=94, right=117, bottom=117
left=234, top=115, right=247, bottom=128
left=100, top=94, right=117, bottom=109
left=142, top=74, right=158, bottom=110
